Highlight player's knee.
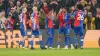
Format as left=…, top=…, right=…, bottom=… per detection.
left=58, top=34, right=61, bottom=38
left=49, top=34, right=53, bottom=38
left=79, top=33, right=83, bottom=37
left=75, top=34, right=78, bottom=36
left=75, top=34, right=78, bottom=38
left=65, top=33, right=70, bottom=37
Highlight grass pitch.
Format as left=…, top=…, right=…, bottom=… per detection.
left=0, top=48, right=100, bottom=56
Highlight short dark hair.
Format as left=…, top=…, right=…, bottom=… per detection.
left=64, top=7, right=69, bottom=12
left=77, top=4, right=84, bottom=10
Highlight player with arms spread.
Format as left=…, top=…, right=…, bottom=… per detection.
left=72, top=4, right=85, bottom=49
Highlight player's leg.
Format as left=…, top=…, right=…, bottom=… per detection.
left=29, top=30, right=35, bottom=49
left=64, top=28, right=74, bottom=49
left=46, top=28, right=54, bottom=49
left=46, top=28, right=54, bottom=48
left=57, top=27, right=63, bottom=49
left=24, top=30, right=28, bottom=40
left=18, top=29, right=25, bottom=48
left=38, top=30, right=46, bottom=49
left=79, top=27, right=84, bottom=49
left=63, top=28, right=68, bottom=49
left=45, top=28, right=50, bottom=48
left=18, top=36, right=25, bottom=48
left=74, top=27, right=79, bottom=49
left=18, top=29, right=23, bottom=47
left=66, top=28, right=74, bottom=49
left=49, top=28, right=54, bottom=49
left=23, top=30, right=28, bottom=48
left=57, top=34, right=62, bottom=49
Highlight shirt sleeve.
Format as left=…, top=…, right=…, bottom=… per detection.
left=72, top=11, right=76, bottom=17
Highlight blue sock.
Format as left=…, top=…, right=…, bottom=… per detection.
left=20, top=41, right=24, bottom=47
left=74, top=35, right=78, bottom=45
left=80, top=36, right=84, bottom=47
left=64, top=37, right=67, bottom=46
left=57, top=42, right=60, bottom=46
left=30, top=40, right=34, bottom=48
left=50, top=37, right=53, bottom=47
left=18, top=41, right=21, bottom=46
left=65, top=37, right=68, bottom=46
left=46, top=37, right=50, bottom=46
left=39, top=40, right=44, bottom=48
left=67, top=36, right=72, bottom=44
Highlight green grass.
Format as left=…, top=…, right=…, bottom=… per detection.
left=0, top=48, right=100, bottom=56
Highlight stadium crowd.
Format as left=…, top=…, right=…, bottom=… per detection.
left=0, top=0, right=100, bottom=30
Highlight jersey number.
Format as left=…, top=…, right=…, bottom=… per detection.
left=77, top=14, right=84, bottom=20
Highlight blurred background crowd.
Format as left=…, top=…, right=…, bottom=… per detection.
left=0, top=0, right=100, bottom=30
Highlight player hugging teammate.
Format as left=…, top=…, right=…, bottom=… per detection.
left=18, top=4, right=85, bottom=49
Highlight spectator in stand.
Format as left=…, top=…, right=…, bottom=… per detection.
left=80, top=0, right=88, bottom=6
left=39, top=8, right=46, bottom=25
left=22, top=2, right=28, bottom=8
left=50, top=0, right=58, bottom=13
left=0, top=0, right=5, bottom=12
left=10, top=7, right=19, bottom=29
left=0, top=10, right=6, bottom=30
left=5, top=14, right=14, bottom=30
left=43, top=2, right=49, bottom=14
left=89, top=12, right=95, bottom=29
left=84, top=9, right=88, bottom=29
left=16, top=1, right=22, bottom=14
left=95, top=7, right=100, bottom=29
left=90, top=0, right=98, bottom=17
left=9, top=0, right=15, bottom=8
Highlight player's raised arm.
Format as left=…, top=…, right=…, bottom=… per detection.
left=71, top=11, right=76, bottom=19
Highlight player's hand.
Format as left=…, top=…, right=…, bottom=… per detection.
left=11, top=21, right=13, bottom=25
left=63, top=23, right=66, bottom=27
left=45, top=25, right=48, bottom=29
left=24, top=28, right=26, bottom=32
left=33, top=28, right=36, bottom=30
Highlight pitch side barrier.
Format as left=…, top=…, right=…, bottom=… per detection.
left=0, top=30, right=100, bottom=48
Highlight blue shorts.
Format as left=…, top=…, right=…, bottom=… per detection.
left=58, top=27, right=65, bottom=34
left=74, top=26, right=84, bottom=35
left=31, top=29, right=42, bottom=36
left=20, top=29, right=27, bottom=37
left=47, top=28, right=54, bottom=36
left=64, top=27, right=70, bottom=35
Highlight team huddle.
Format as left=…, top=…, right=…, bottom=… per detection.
left=18, top=4, right=85, bottom=49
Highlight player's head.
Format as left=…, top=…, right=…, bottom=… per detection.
left=59, top=8, right=63, bottom=13
left=22, top=7, right=27, bottom=13
left=49, top=8, right=54, bottom=14
left=71, top=6, right=75, bottom=11
left=63, top=7, right=69, bottom=13
left=77, top=4, right=84, bottom=10
left=32, top=6, right=38, bottom=13
left=43, top=2, right=47, bottom=6
left=8, top=13, right=12, bottom=18
left=11, top=7, right=15, bottom=13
